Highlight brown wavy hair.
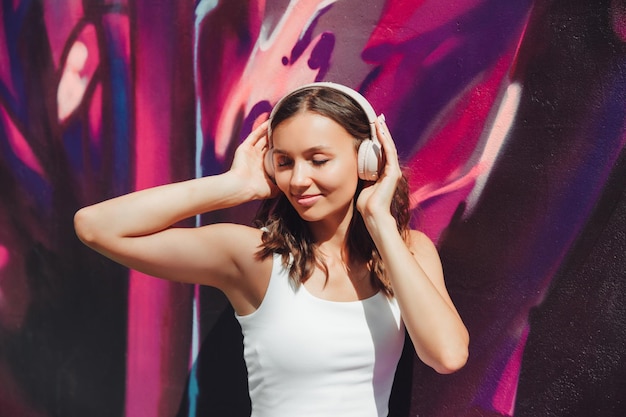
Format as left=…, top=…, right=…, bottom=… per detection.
left=254, top=86, right=411, bottom=296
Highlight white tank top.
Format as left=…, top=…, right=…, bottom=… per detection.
left=235, top=253, right=405, bottom=417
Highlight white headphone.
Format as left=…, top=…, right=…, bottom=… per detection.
left=265, top=82, right=382, bottom=181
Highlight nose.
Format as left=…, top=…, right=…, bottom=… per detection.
left=289, top=160, right=312, bottom=189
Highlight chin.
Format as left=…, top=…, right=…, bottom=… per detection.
left=295, top=204, right=353, bottom=225
left=293, top=209, right=322, bottom=223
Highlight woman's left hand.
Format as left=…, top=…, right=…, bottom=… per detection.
left=356, top=115, right=403, bottom=221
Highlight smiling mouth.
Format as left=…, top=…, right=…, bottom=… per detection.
left=293, top=194, right=322, bottom=207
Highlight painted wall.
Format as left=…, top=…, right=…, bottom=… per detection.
left=1, top=0, right=625, bottom=416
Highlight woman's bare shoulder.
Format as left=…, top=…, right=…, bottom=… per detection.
left=200, top=223, right=274, bottom=314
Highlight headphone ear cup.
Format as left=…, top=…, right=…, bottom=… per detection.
left=264, top=149, right=275, bottom=179
left=357, top=139, right=382, bottom=181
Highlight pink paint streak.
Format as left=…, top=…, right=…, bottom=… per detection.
left=57, top=24, right=99, bottom=122
left=125, top=4, right=192, bottom=417
left=408, top=53, right=514, bottom=242
left=43, top=0, right=84, bottom=67
left=611, top=0, right=626, bottom=42
left=89, top=84, right=103, bottom=147
left=0, top=240, right=30, bottom=331
left=0, top=245, right=8, bottom=270
left=0, top=5, right=16, bottom=99
left=211, top=1, right=335, bottom=160
left=0, top=106, right=44, bottom=176
left=492, top=325, right=530, bottom=416
left=57, top=41, right=89, bottom=121
left=126, top=2, right=173, bottom=412
left=368, top=0, right=482, bottom=47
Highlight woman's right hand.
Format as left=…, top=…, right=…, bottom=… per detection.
left=229, top=120, right=278, bottom=200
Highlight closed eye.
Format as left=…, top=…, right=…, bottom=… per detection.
left=312, top=158, right=329, bottom=166
left=276, top=156, right=292, bottom=168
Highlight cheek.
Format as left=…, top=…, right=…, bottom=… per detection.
left=273, top=172, right=290, bottom=192
left=326, top=162, right=359, bottom=191
left=335, top=156, right=359, bottom=179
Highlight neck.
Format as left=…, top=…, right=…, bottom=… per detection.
left=308, top=204, right=354, bottom=258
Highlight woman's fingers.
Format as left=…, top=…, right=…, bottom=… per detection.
left=377, top=115, right=397, bottom=155
left=232, top=121, right=270, bottom=172
left=243, top=120, right=269, bottom=148
left=375, top=114, right=401, bottom=178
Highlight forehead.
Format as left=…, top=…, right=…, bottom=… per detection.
left=271, top=111, right=355, bottom=152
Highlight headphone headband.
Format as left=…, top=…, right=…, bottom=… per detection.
left=267, top=82, right=379, bottom=144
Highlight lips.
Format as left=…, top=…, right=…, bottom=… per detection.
left=293, top=194, right=322, bottom=207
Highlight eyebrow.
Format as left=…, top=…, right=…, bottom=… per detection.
left=272, top=145, right=332, bottom=155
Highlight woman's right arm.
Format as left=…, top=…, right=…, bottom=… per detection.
left=74, top=121, right=274, bottom=288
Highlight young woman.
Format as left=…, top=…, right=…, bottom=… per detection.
left=74, top=82, right=469, bottom=417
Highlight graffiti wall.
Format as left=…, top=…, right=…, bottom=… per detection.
left=1, top=0, right=625, bottom=416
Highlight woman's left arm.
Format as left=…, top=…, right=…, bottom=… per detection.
left=357, top=116, right=469, bottom=374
